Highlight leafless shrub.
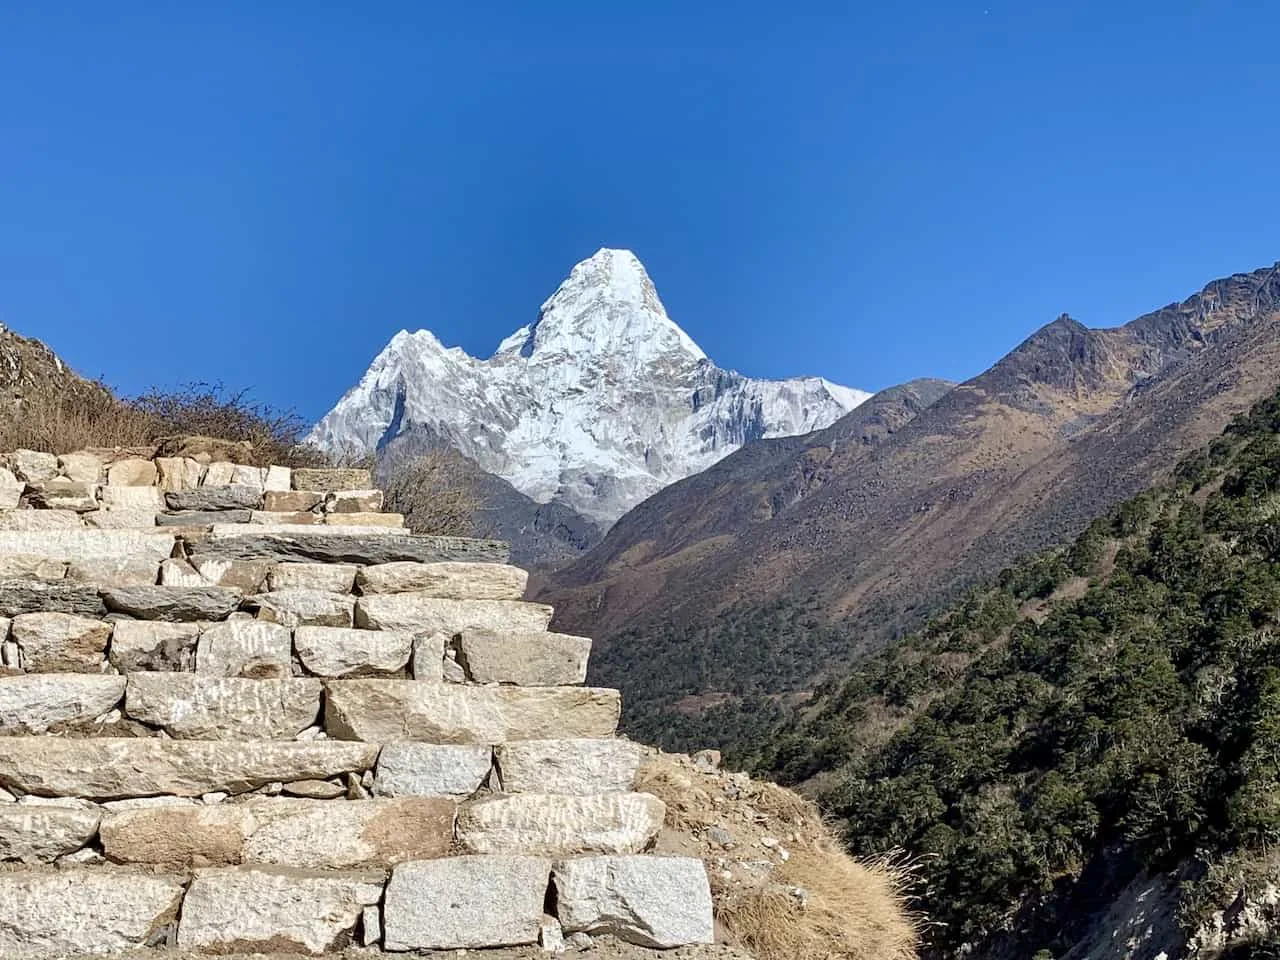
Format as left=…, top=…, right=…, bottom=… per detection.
left=382, top=450, right=483, bottom=536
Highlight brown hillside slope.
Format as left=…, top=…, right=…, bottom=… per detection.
left=539, top=262, right=1280, bottom=744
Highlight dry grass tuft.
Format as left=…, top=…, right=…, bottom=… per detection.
left=639, top=750, right=918, bottom=960
left=0, top=380, right=326, bottom=468
left=718, top=842, right=917, bottom=960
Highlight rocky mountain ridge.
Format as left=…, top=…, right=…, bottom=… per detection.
left=309, top=249, right=870, bottom=528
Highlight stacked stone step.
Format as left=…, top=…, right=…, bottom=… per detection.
left=0, top=450, right=714, bottom=957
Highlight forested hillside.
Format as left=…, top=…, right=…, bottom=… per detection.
left=751, top=386, right=1280, bottom=957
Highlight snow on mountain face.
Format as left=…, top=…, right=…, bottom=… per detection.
left=310, top=248, right=871, bottom=527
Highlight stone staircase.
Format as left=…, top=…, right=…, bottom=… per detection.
left=0, top=449, right=713, bottom=956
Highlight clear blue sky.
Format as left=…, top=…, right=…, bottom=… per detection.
left=2, top=2, right=1277, bottom=421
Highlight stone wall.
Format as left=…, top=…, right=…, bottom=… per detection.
left=0, top=447, right=714, bottom=956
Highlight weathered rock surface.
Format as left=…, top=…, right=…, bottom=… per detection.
left=0, top=469, right=20, bottom=510
left=383, top=855, right=551, bottom=950
left=0, top=580, right=106, bottom=618
left=265, top=465, right=291, bottom=491
left=125, top=674, right=322, bottom=739
left=178, top=867, right=383, bottom=954
left=269, top=561, right=358, bottom=593
left=201, top=462, right=236, bottom=486
left=410, top=632, right=446, bottom=681
left=330, top=511, right=405, bottom=528
left=294, top=626, right=411, bottom=678
left=26, top=479, right=99, bottom=511
left=99, top=485, right=164, bottom=511
left=0, top=554, right=66, bottom=580
left=58, top=451, right=105, bottom=483
left=251, top=509, right=325, bottom=525
left=354, top=595, right=553, bottom=635
left=326, top=489, right=384, bottom=513
left=373, top=743, right=493, bottom=799
left=156, top=509, right=252, bottom=526
left=0, top=804, right=101, bottom=862
left=0, top=738, right=379, bottom=799
left=0, top=868, right=184, bottom=955
left=196, top=620, right=292, bottom=679
left=10, top=612, right=112, bottom=671
left=292, top=467, right=373, bottom=492
left=554, top=856, right=715, bottom=948
left=0, top=674, right=125, bottom=732
left=457, top=793, right=665, bottom=856
left=263, top=490, right=323, bottom=512
left=243, top=797, right=456, bottom=868
left=356, top=561, right=529, bottom=599
left=190, top=531, right=510, bottom=565
left=155, top=456, right=205, bottom=492
left=10, top=448, right=59, bottom=482
left=324, top=681, right=621, bottom=743
left=108, top=621, right=200, bottom=673
left=0, top=509, right=83, bottom=530
left=66, top=555, right=161, bottom=587
left=0, top=529, right=174, bottom=561
left=496, top=739, right=641, bottom=795
left=166, top=485, right=263, bottom=511
left=101, top=797, right=455, bottom=869
left=458, top=629, right=591, bottom=685
left=100, top=803, right=250, bottom=867
left=107, top=457, right=158, bottom=486
left=102, top=585, right=242, bottom=621
left=188, top=556, right=273, bottom=592
left=250, top=589, right=355, bottom=628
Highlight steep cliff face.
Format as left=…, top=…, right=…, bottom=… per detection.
left=310, top=249, right=869, bottom=528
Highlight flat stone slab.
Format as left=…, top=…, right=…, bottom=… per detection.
left=0, top=737, right=379, bottom=799
left=356, top=561, right=529, bottom=599
left=373, top=742, right=493, bottom=799
left=456, top=793, right=666, bottom=856
left=101, top=585, right=243, bottom=621
left=0, top=529, right=175, bottom=561
left=324, top=681, right=621, bottom=743
left=178, top=866, right=383, bottom=954
left=249, top=589, right=355, bottom=628
left=0, top=554, right=66, bottom=580
left=0, top=580, right=106, bottom=618
left=263, top=490, right=323, bottom=512
left=125, top=674, right=322, bottom=739
left=10, top=612, right=112, bottom=671
left=269, top=561, right=358, bottom=593
left=0, top=804, right=101, bottom=862
left=354, top=595, right=553, bottom=635
left=189, top=556, right=273, bottom=592
left=496, top=739, right=642, bottom=795
left=0, top=674, right=125, bottom=733
left=102, top=797, right=455, bottom=869
left=554, top=856, right=715, bottom=948
left=0, top=868, right=185, bottom=955
left=166, top=485, right=263, bottom=511
left=0, top=509, right=83, bottom=530
left=383, top=855, right=551, bottom=950
left=108, top=620, right=200, bottom=672
left=190, top=531, right=510, bottom=565
left=294, top=625, right=412, bottom=678
left=292, top=467, right=373, bottom=491
left=156, top=509, right=252, bottom=525
left=196, top=620, right=292, bottom=678
left=66, top=554, right=162, bottom=587
left=458, top=629, right=591, bottom=685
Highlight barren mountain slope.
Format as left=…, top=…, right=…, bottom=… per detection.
left=538, top=263, right=1280, bottom=749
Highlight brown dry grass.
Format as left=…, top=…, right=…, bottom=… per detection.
left=0, top=381, right=327, bottom=468
left=638, top=752, right=918, bottom=960
left=717, top=843, right=916, bottom=960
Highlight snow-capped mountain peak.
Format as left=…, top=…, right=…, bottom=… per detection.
left=310, top=249, right=870, bottom=527
left=494, top=248, right=706, bottom=366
